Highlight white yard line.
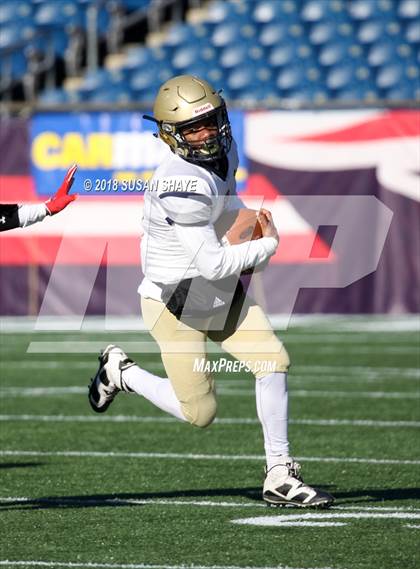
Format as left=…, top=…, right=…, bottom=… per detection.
left=0, top=561, right=339, bottom=569
left=1, top=450, right=419, bottom=465
left=0, top=415, right=419, bottom=428
left=1, top=497, right=419, bottom=514
left=232, top=512, right=420, bottom=528
left=216, top=388, right=419, bottom=399
left=2, top=362, right=419, bottom=378
left=1, top=386, right=417, bottom=399
left=23, top=341, right=420, bottom=354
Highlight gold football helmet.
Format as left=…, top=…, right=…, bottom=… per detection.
left=145, top=75, right=232, bottom=162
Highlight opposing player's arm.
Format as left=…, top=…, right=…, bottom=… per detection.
left=1, top=165, right=77, bottom=232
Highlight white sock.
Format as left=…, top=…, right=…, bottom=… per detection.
left=255, top=372, right=290, bottom=470
left=121, top=365, right=187, bottom=422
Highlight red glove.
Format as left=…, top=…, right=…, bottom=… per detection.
left=45, top=164, right=77, bottom=215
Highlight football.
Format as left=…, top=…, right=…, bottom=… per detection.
left=214, top=208, right=263, bottom=245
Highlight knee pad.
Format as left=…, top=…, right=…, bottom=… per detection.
left=182, top=392, right=217, bottom=428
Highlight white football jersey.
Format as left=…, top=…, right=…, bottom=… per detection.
left=138, top=140, right=277, bottom=301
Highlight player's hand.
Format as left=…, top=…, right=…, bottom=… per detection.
left=258, top=208, right=278, bottom=242
left=45, top=164, right=77, bottom=215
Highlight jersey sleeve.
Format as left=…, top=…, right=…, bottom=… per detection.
left=174, top=222, right=278, bottom=281
left=157, top=176, right=213, bottom=226
left=0, top=204, right=20, bottom=232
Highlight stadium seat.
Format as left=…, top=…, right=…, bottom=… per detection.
left=0, top=24, right=35, bottom=50
left=259, top=22, right=289, bottom=46
left=205, top=0, right=251, bottom=27
left=35, top=2, right=85, bottom=27
left=276, top=64, right=322, bottom=91
left=268, top=42, right=315, bottom=68
left=130, top=67, right=161, bottom=92
left=302, top=0, right=349, bottom=24
left=326, top=62, right=373, bottom=90
left=405, top=20, right=420, bottom=43
left=237, top=84, right=280, bottom=105
left=162, top=22, right=196, bottom=47
left=358, top=20, right=403, bottom=44
left=377, top=62, right=418, bottom=89
left=220, top=44, right=264, bottom=69
left=319, top=41, right=363, bottom=67
left=228, top=64, right=273, bottom=92
left=385, top=81, right=420, bottom=101
left=368, top=41, right=416, bottom=67
left=38, top=88, right=70, bottom=104
left=0, top=1, right=32, bottom=24
left=301, top=0, right=332, bottom=23
left=349, top=0, right=397, bottom=21
left=286, top=84, right=330, bottom=103
left=398, top=0, right=420, bottom=19
left=309, top=21, right=354, bottom=46
left=253, top=0, right=300, bottom=24
left=78, top=68, right=110, bottom=94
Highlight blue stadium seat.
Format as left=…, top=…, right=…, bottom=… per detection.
left=358, top=20, right=403, bottom=44
left=35, top=2, right=85, bottom=27
left=220, top=44, right=265, bottom=69
left=0, top=2, right=32, bottom=24
left=376, top=62, right=418, bottom=89
left=259, top=22, right=289, bottom=46
left=301, top=0, right=332, bottom=23
left=348, top=0, right=397, bottom=21
left=398, top=0, right=420, bottom=19
left=134, top=85, right=159, bottom=103
left=334, top=83, right=378, bottom=102
left=368, top=41, right=416, bottom=67
left=130, top=67, right=160, bottom=91
left=253, top=0, right=300, bottom=24
left=405, top=20, right=420, bottom=43
left=384, top=81, right=419, bottom=101
left=211, top=22, right=257, bottom=48
left=38, top=88, right=70, bottom=104
left=319, top=41, right=364, bottom=67
left=269, top=42, right=315, bottom=68
left=162, top=23, right=196, bottom=47
left=205, top=0, right=251, bottom=27
left=78, top=68, right=110, bottom=94
left=237, top=84, right=280, bottom=104
left=302, top=0, right=349, bottom=23
left=123, top=46, right=152, bottom=70
left=286, top=84, right=330, bottom=103
left=0, top=24, right=35, bottom=50
left=172, top=45, right=200, bottom=71
left=309, top=21, right=355, bottom=46
left=276, top=63, right=323, bottom=91
left=326, top=62, right=373, bottom=90
left=228, top=64, right=273, bottom=92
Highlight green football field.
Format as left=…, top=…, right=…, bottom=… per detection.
left=0, top=316, right=419, bottom=569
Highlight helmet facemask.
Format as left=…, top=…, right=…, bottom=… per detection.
left=160, top=103, right=232, bottom=163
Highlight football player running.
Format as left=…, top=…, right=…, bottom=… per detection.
left=89, top=75, right=334, bottom=508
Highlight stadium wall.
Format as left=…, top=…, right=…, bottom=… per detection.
left=0, top=109, right=419, bottom=317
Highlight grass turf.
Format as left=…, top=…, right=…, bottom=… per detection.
left=0, top=319, right=419, bottom=569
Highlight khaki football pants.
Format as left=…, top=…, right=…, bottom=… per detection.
left=141, top=293, right=290, bottom=428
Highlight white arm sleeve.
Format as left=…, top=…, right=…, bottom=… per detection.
left=18, top=203, right=48, bottom=228
left=174, top=222, right=278, bottom=281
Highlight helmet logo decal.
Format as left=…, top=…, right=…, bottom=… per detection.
left=193, top=103, right=215, bottom=116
